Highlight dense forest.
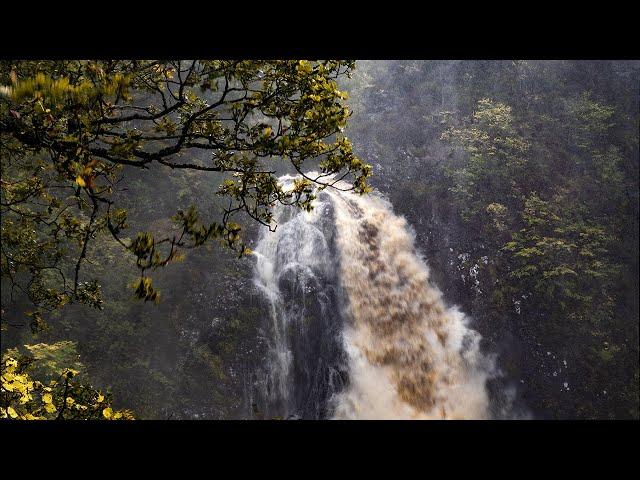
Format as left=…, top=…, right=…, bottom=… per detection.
left=1, top=60, right=638, bottom=420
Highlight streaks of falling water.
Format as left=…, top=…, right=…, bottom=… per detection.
left=252, top=173, right=497, bottom=419
left=327, top=188, right=497, bottom=419
left=252, top=178, right=348, bottom=419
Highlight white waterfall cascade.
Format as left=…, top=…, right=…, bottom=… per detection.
left=253, top=173, right=496, bottom=419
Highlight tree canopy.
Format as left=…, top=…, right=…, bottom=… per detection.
left=1, top=60, right=371, bottom=320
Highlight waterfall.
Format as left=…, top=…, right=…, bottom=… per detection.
left=252, top=174, right=496, bottom=419
left=252, top=177, right=348, bottom=419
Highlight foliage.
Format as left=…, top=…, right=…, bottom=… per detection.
left=439, top=88, right=634, bottom=417
left=442, top=99, right=529, bottom=219
left=0, top=60, right=371, bottom=323
left=1, top=342, right=133, bottom=420
left=5, top=340, right=84, bottom=382
left=347, top=60, right=638, bottom=419
left=503, top=192, right=618, bottom=316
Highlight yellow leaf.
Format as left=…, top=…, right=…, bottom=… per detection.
left=43, top=393, right=52, bottom=404
left=44, top=403, right=56, bottom=414
left=7, top=406, right=18, bottom=419
left=96, top=394, right=105, bottom=403
left=102, top=407, right=113, bottom=419
left=65, top=397, right=75, bottom=406
left=76, top=176, right=86, bottom=187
